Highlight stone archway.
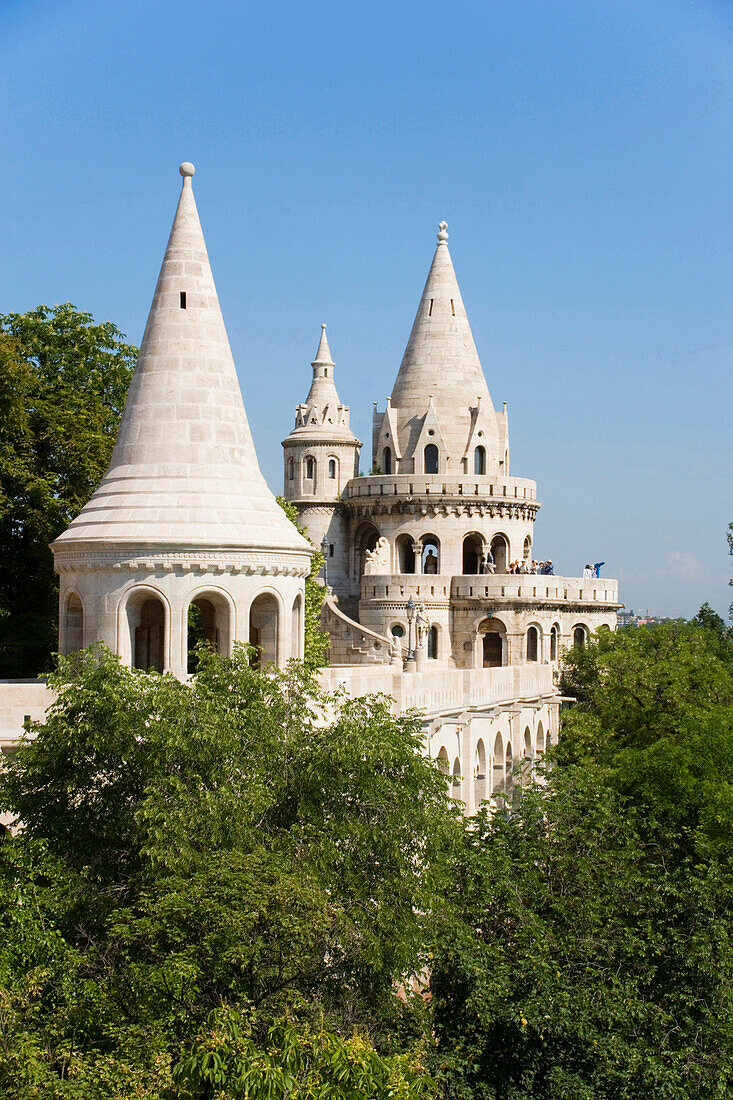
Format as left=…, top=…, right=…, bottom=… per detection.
left=249, top=592, right=280, bottom=668
left=478, top=617, right=506, bottom=668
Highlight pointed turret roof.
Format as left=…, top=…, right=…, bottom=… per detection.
left=285, top=324, right=359, bottom=443
left=54, top=163, right=309, bottom=554
left=384, top=222, right=501, bottom=467
left=391, top=222, right=493, bottom=412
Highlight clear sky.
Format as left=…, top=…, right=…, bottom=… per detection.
left=3, top=0, right=732, bottom=619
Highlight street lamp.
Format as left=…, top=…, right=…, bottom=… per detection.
left=406, top=595, right=416, bottom=662
left=321, top=536, right=329, bottom=587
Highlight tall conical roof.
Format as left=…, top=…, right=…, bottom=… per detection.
left=285, top=324, right=359, bottom=443
left=54, top=163, right=310, bottom=554
left=383, top=222, right=502, bottom=468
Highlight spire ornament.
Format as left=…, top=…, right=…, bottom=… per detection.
left=437, top=220, right=449, bottom=243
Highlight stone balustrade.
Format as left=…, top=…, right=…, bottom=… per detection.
left=343, top=473, right=538, bottom=503
left=360, top=573, right=619, bottom=606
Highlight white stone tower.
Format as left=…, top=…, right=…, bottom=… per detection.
left=52, top=163, right=312, bottom=677
left=282, top=324, right=361, bottom=594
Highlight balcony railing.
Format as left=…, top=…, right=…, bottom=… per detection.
left=343, top=473, right=538, bottom=503
left=360, top=573, right=619, bottom=605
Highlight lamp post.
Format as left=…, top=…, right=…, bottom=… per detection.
left=321, top=536, right=329, bottom=588
left=405, top=595, right=416, bottom=672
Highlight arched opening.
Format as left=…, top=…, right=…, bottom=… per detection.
left=550, top=623, right=560, bottom=661
left=424, top=444, right=439, bottom=474
left=522, top=726, right=533, bottom=780
left=452, top=757, right=461, bottom=795
left=428, top=624, right=439, bottom=660
left=492, top=732, right=504, bottom=793
left=382, top=447, right=392, bottom=474
left=249, top=593, right=280, bottom=668
left=462, top=532, right=484, bottom=574
left=479, top=618, right=506, bottom=668
left=128, top=592, right=166, bottom=673
left=287, top=458, right=294, bottom=481
left=328, top=458, right=337, bottom=480
left=421, top=535, right=440, bottom=574
left=490, top=534, right=509, bottom=574
left=526, top=625, right=539, bottom=662
left=474, top=445, right=486, bottom=475
left=573, top=625, right=588, bottom=651
left=474, top=739, right=487, bottom=806
left=396, top=534, right=415, bottom=574
left=436, top=746, right=450, bottom=776
left=63, top=592, right=84, bottom=654
left=523, top=536, right=532, bottom=563
left=505, top=743, right=514, bottom=796
left=187, top=592, right=230, bottom=673
left=303, top=455, right=316, bottom=492
left=291, top=595, right=302, bottom=660
left=354, top=521, right=380, bottom=577
left=536, top=721, right=545, bottom=755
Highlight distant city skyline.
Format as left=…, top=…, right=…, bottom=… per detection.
left=3, top=0, right=731, bottom=618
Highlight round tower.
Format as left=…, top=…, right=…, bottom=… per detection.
left=282, top=325, right=361, bottom=595
left=53, top=163, right=312, bottom=677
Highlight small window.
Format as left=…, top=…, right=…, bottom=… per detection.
left=450, top=298, right=455, bottom=316
left=329, top=543, right=334, bottom=558
left=288, top=458, right=294, bottom=480
left=305, top=457, right=315, bottom=479
left=328, top=459, right=336, bottom=479
left=429, top=298, right=434, bottom=316
left=383, top=447, right=392, bottom=475
left=428, top=625, right=438, bottom=660
left=391, top=623, right=405, bottom=638
left=573, top=627, right=587, bottom=651
left=474, top=446, right=486, bottom=475
left=424, top=444, right=439, bottom=474
left=180, top=291, right=187, bottom=309
left=527, top=626, right=539, bottom=662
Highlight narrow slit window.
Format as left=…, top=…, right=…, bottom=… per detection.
left=180, top=291, right=187, bottom=309
left=428, top=298, right=434, bottom=316
left=450, top=298, right=455, bottom=316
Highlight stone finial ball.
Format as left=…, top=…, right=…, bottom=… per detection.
left=179, top=162, right=196, bottom=178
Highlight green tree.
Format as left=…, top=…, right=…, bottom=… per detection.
left=0, top=304, right=136, bottom=677
left=277, top=496, right=330, bottom=669
left=0, top=645, right=454, bottom=1095
left=432, top=622, right=733, bottom=1099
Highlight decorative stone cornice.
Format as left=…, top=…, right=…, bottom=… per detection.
left=345, top=498, right=539, bottom=522
left=53, top=546, right=312, bottom=578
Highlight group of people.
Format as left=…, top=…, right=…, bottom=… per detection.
left=507, top=559, right=554, bottom=575
left=583, top=562, right=605, bottom=579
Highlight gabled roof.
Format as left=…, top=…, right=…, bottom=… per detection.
left=54, top=163, right=310, bottom=554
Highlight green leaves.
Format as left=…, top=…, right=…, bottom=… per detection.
left=0, top=305, right=136, bottom=677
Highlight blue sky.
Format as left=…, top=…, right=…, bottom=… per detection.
left=3, top=0, right=732, bottom=618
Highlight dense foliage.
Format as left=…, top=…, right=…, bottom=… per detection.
left=0, top=305, right=136, bottom=676
left=277, top=496, right=331, bottom=669
left=0, top=645, right=454, bottom=1096
left=431, top=617, right=733, bottom=1099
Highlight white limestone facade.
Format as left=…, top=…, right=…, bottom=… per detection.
left=52, top=163, right=313, bottom=679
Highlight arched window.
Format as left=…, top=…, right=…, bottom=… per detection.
left=187, top=592, right=230, bottom=673
left=536, top=721, right=545, bottom=755
left=492, top=732, right=504, bottom=792
left=452, top=757, right=461, bottom=793
left=305, top=456, right=315, bottom=480
left=63, top=592, right=84, bottom=654
left=462, top=532, right=484, bottom=574
left=573, top=626, right=587, bottom=651
left=523, top=535, right=532, bottom=562
left=291, top=595, right=302, bottom=660
left=428, top=625, right=439, bottom=660
left=421, top=535, right=440, bottom=574
left=287, top=458, right=294, bottom=480
left=424, top=444, right=439, bottom=474
left=354, top=522, right=380, bottom=577
left=129, top=594, right=165, bottom=673
left=328, top=458, right=337, bottom=479
left=550, top=624, right=560, bottom=661
left=383, top=447, right=392, bottom=474
left=505, top=743, right=514, bottom=795
left=436, top=747, right=450, bottom=775
left=474, top=739, right=487, bottom=805
left=474, top=446, right=486, bottom=475
left=249, top=593, right=280, bottom=668
left=395, top=534, right=415, bottom=574
left=526, top=625, right=539, bottom=662
left=490, top=534, right=509, bottom=574
left=479, top=618, right=506, bottom=668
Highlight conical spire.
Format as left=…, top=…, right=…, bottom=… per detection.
left=286, top=324, right=359, bottom=443
left=391, top=221, right=493, bottom=413
left=54, top=163, right=309, bottom=553
left=382, top=222, right=501, bottom=469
